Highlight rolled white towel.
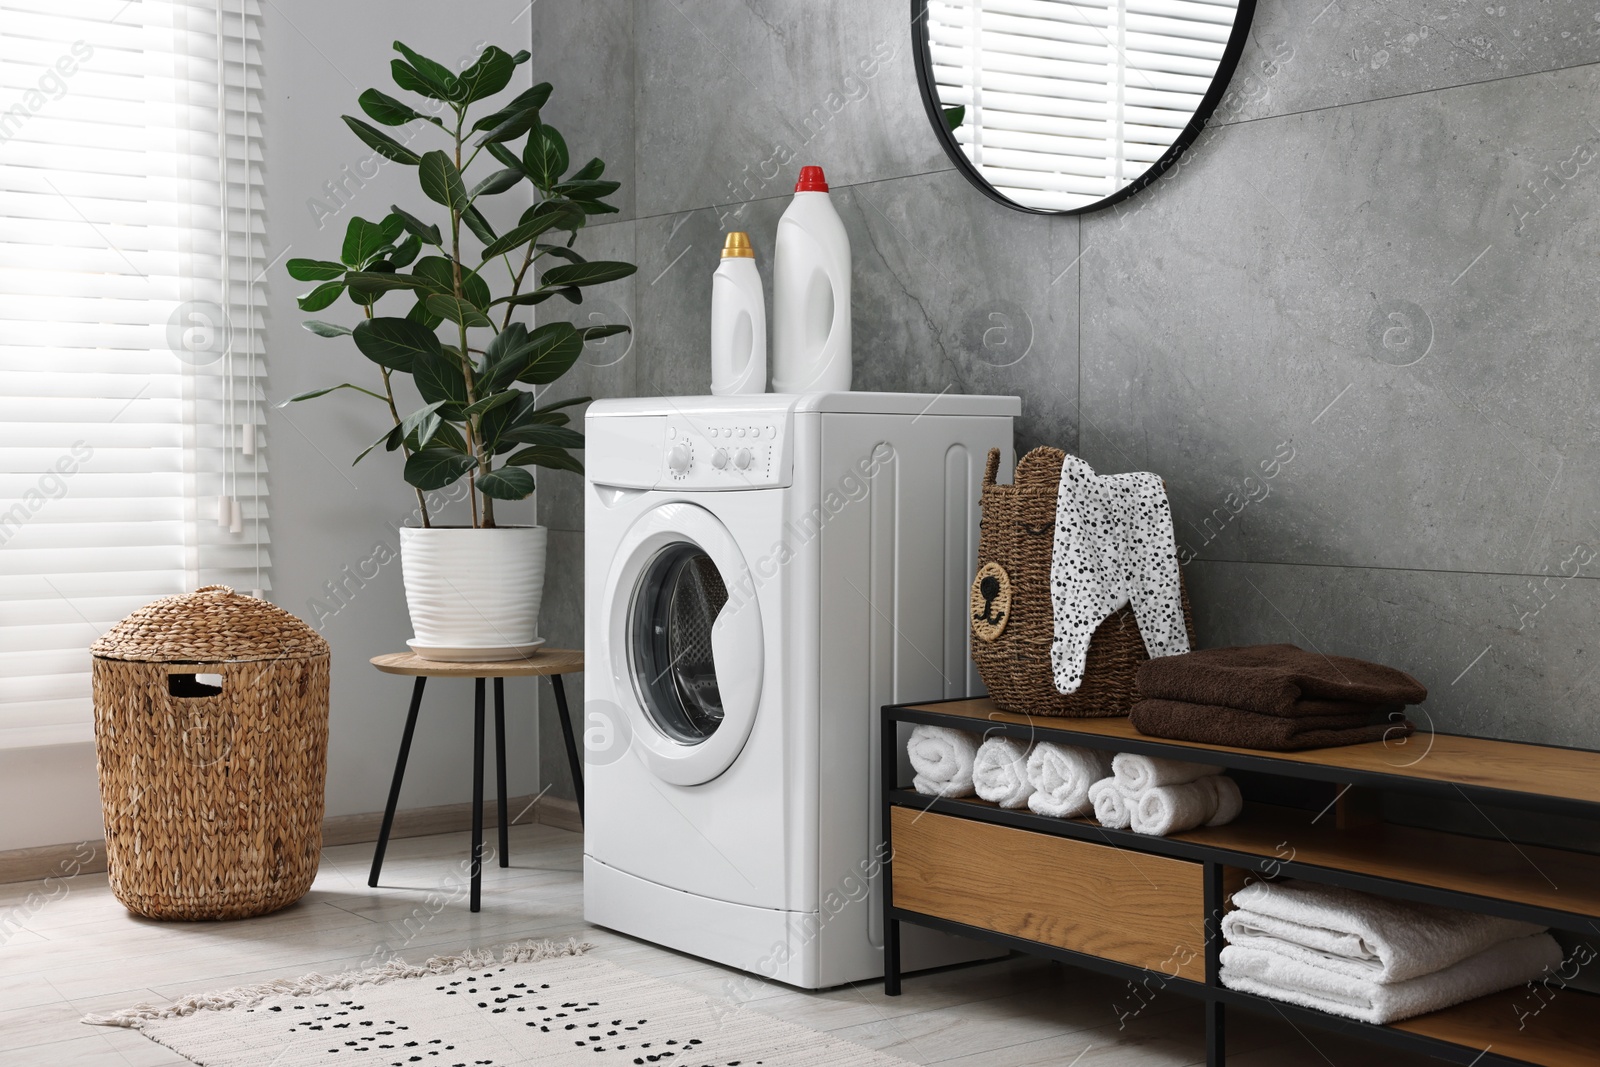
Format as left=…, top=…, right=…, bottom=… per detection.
left=1220, top=932, right=1562, bottom=1025
left=1129, top=778, right=1219, bottom=836
left=1206, top=774, right=1243, bottom=827
left=1223, top=880, right=1547, bottom=983
left=1112, top=752, right=1223, bottom=792
left=973, top=736, right=1034, bottom=809
left=908, top=724, right=979, bottom=797
left=1087, top=776, right=1133, bottom=829
left=1025, top=742, right=1112, bottom=818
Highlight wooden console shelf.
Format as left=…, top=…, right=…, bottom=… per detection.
left=881, top=697, right=1600, bottom=1067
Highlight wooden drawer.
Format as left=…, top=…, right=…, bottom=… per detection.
left=890, top=807, right=1206, bottom=980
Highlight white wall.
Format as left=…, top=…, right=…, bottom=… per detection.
left=0, top=0, right=544, bottom=853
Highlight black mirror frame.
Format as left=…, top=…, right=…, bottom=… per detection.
left=911, top=0, right=1260, bottom=216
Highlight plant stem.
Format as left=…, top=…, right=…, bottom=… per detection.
left=450, top=109, right=495, bottom=528
left=368, top=306, right=431, bottom=527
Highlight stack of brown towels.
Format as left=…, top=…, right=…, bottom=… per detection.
left=1132, top=644, right=1427, bottom=751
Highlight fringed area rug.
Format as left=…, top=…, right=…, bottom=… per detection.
left=84, top=939, right=913, bottom=1067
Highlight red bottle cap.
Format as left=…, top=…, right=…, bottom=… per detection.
left=794, top=165, right=829, bottom=192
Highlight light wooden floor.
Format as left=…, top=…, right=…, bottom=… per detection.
left=0, top=822, right=1434, bottom=1066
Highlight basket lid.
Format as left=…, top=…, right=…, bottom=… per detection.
left=91, top=585, right=330, bottom=663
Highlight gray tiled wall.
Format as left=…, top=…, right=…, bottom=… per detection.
left=530, top=0, right=1600, bottom=797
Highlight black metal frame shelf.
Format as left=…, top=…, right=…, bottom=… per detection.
left=880, top=697, right=1600, bottom=1067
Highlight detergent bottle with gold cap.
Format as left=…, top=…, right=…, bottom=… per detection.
left=710, top=231, right=767, bottom=395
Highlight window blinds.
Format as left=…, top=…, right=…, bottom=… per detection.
left=926, top=0, right=1237, bottom=211
left=0, top=0, right=266, bottom=747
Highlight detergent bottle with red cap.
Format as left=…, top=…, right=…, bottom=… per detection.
left=772, top=165, right=852, bottom=393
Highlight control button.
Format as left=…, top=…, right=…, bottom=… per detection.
left=736, top=426, right=746, bottom=438
left=668, top=442, right=692, bottom=474
left=667, top=426, right=677, bottom=439
left=734, top=448, right=752, bottom=470
left=712, top=448, right=729, bottom=469
left=764, top=425, right=776, bottom=438
left=708, top=427, right=718, bottom=438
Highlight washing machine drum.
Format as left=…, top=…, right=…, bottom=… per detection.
left=631, top=544, right=729, bottom=745
left=608, top=503, right=764, bottom=786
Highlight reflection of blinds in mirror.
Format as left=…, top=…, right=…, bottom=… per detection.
left=927, top=0, right=1237, bottom=211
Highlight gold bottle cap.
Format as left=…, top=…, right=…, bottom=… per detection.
left=721, top=231, right=755, bottom=259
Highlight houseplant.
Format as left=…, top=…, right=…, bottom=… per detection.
left=286, top=41, right=634, bottom=659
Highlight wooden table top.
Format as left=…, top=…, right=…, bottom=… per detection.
left=371, top=649, right=584, bottom=678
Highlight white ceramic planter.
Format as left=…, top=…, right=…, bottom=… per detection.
left=399, top=525, right=548, bottom=661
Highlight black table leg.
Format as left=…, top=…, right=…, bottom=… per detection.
left=551, top=673, right=583, bottom=822
left=369, top=676, right=426, bottom=887
left=470, top=677, right=485, bottom=913
left=495, top=677, right=509, bottom=867
left=1204, top=860, right=1226, bottom=1066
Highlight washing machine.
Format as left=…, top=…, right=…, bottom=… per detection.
left=583, top=391, right=1017, bottom=989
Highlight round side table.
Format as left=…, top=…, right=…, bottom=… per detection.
left=369, top=649, right=584, bottom=912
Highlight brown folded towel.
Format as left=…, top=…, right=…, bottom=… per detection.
left=1131, top=698, right=1414, bottom=752
left=1136, top=644, right=1428, bottom=715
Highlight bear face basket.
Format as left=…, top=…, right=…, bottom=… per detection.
left=970, top=447, right=1194, bottom=717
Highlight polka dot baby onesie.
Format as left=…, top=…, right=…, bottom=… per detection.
left=1050, top=455, right=1189, bottom=694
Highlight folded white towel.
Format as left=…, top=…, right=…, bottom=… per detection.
left=908, top=725, right=979, bottom=797
left=1224, top=880, right=1547, bottom=983
left=973, top=736, right=1034, bottom=809
left=1112, top=752, right=1222, bottom=792
left=1087, top=776, right=1132, bottom=829
left=1206, top=774, right=1243, bottom=827
left=1025, top=743, right=1112, bottom=818
left=1049, top=456, right=1189, bottom=694
left=1221, top=933, right=1562, bottom=1024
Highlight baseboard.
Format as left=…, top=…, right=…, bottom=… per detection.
left=0, top=840, right=108, bottom=887
left=534, top=794, right=582, bottom=833
left=0, top=793, right=582, bottom=886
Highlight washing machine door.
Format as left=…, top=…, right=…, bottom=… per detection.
left=606, top=502, right=763, bottom=786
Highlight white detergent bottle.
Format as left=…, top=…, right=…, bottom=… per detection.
left=772, top=165, right=851, bottom=393
left=710, top=231, right=767, bottom=395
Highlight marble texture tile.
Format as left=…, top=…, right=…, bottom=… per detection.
left=634, top=0, right=948, bottom=219
left=632, top=169, right=1080, bottom=451
left=527, top=0, right=636, bottom=221
left=534, top=217, right=638, bottom=535
left=1081, top=63, right=1600, bottom=578
left=835, top=170, right=1080, bottom=454
left=1183, top=559, right=1600, bottom=749
left=1225, top=0, right=1600, bottom=125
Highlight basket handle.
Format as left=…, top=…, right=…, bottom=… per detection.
left=194, top=584, right=234, bottom=595
left=983, top=448, right=1001, bottom=488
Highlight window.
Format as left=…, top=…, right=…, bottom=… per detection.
left=0, top=0, right=266, bottom=746
left=927, top=0, right=1236, bottom=210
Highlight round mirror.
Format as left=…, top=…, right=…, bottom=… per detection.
left=914, top=0, right=1257, bottom=214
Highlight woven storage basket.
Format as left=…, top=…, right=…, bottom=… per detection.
left=90, top=585, right=331, bottom=920
left=970, top=447, right=1195, bottom=717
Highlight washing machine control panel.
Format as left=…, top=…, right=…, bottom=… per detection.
left=660, top=415, right=790, bottom=489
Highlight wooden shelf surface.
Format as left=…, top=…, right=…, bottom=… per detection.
left=1184, top=804, right=1600, bottom=921
left=902, top=698, right=1600, bottom=811
left=913, top=794, right=1600, bottom=924
left=1391, top=984, right=1598, bottom=1067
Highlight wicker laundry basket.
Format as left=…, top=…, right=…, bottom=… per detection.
left=90, top=586, right=331, bottom=920
left=970, top=447, right=1194, bottom=717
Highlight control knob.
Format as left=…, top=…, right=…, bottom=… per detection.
left=668, top=442, right=692, bottom=474
left=734, top=448, right=752, bottom=470
left=712, top=448, right=729, bottom=469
